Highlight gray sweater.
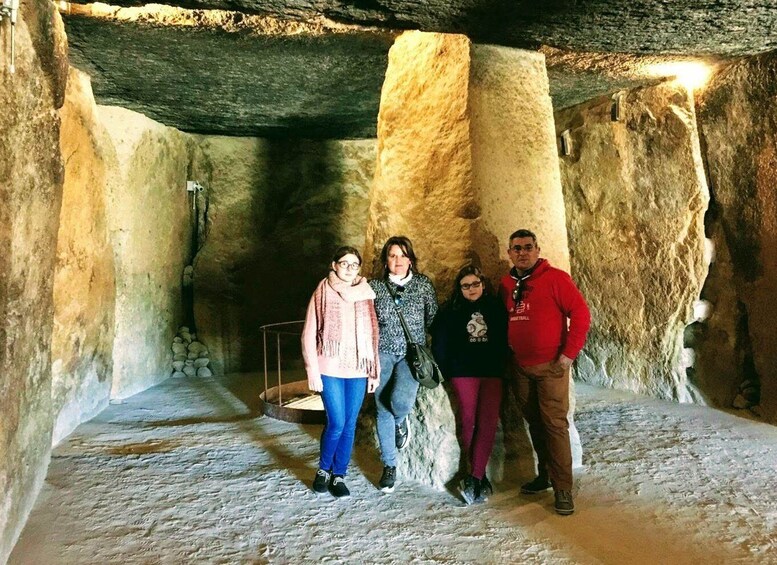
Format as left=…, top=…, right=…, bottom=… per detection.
left=370, top=274, right=438, bottom=356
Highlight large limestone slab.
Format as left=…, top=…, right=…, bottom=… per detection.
left=697, top=52, right=777, bottom=423
left=556, top=82, right=709, bottom=401
left=190, top=137, right=376, bottom=375
left=98, top=107, right=195, bottom=399
left=52, top=68, right=117, bottom=445
left=362, top=32, right=577, bottom=487
left=0, top=0, right=68, bottom=560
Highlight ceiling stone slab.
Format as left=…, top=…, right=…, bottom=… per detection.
left=64, top=14, right=395, bottom=138
left=66, top=0, right=777, bottom=56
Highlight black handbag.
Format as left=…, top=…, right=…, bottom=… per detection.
left=384, top=281, right=444, bottom=389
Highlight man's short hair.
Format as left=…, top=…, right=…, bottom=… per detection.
left=509, top=229, right=537, bottom=244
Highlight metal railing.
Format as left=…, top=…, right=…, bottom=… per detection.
left=259, top=320, right=324, bottom=424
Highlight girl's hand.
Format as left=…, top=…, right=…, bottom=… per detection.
left=308, top=374, right=323, bottom=392
left=367, top=377, right=379, bottom=394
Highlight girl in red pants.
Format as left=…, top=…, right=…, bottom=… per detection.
left=432, top=266, right=508, bottom=504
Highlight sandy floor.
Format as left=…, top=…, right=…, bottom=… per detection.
left=9, top=376, right=777, bottom=564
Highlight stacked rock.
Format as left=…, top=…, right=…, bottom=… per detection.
left=171, top=325, right=213, bottom=378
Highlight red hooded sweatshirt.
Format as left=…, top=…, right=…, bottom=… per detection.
left=499, top=258, right=591, bottom=367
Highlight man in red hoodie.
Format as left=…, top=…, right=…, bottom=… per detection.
left=499, top=229, right=591, bottom=515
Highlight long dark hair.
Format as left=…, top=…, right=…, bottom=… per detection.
left=446, top=265, right=490, bottom=310
left=378, top=235, right=418, bottom=278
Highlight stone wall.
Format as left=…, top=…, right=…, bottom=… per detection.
left=362, top=32, right=574, bottom=488
left=0, top=0, right=68, bottom=560
left=190, top=137, right=377, bottom=375
left=51, top=68, right=117, bottom=445
left=98, top=106, right=195, bottom=399
left=555, top=83, right=709, bottom=401
left=696, top=52, right=777, bottom=423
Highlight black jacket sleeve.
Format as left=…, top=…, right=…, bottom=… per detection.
left=431, top=307, right=452, bottom=376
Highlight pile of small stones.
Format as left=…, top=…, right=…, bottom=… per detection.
left=171, top=325, right=212, bottom=378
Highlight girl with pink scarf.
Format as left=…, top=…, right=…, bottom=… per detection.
left=301, top=246, right=380, bottom=497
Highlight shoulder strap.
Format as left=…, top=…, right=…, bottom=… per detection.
left=384, top=280, right=414, bottom=343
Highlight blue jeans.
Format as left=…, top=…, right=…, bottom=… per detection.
left=374, top=353, right=420, bottom=467
left=319, top=375, right=367, bottom=476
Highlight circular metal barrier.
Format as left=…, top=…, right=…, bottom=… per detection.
left=258, top=321, right=325, bottom=425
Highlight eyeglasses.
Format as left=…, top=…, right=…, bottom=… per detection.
left=460, top=281, right=482, bottom=291
left=510, top=244, right=536, bottom=253
left=392, top=284, right=405, bottom=306
left=512, top=280, right=524, bottom=303
left=337, top=261, right=361, bottom=271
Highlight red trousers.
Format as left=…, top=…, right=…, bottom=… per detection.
left=515, top=362, right=573, bottom=491
left=450, top=377, right=503, bottom=480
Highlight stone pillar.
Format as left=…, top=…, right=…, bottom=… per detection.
left=469, top=45, right=571, bottom=279
left=364, top=32, right=474, bottom=283
left=52, top=68, right=117, bottom=445
left=362, top=32, right=578, bottom=488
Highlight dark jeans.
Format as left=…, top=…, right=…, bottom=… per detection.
left=374, top=352, right=419, bottom=467
left=451, top=377, right=503, bottom=479
left=319, top=375, right=367, bottom=476
left=515, top=362, right=573, bottom=491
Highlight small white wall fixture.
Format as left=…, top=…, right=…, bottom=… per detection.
left=0, top=0, right=19, bottom=73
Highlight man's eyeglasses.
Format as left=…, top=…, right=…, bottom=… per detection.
left=510, top=244, right=536, bottom=253
left=337, top=261, right=361, bottom=271
left=512, top=280, right=524, bottom=303
left=460, top=281, right=482, bottom=291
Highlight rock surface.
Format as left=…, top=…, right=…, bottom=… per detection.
left=63, top=9, right=394, bottom=137
left=98, top=106, right=196, bottom=398
left=556, top=82, right=709, bottom=401
left=60, top=1, right=776, bottom=136
left=0, top=0, right=68, bottom=561
left=64, top=0, right=777, bottom=56
left=51, top=68, right=117, bottom=446
left=190, top=136, right=376, bottom=374
left=696, top=51, right=777, bottom=424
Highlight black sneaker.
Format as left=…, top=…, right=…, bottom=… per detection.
left=379, top=466, right=396, bottom=493
left=520, top=475, right=551, bottom=494
left=395, top=417, right=411, bottom=450
left=554, top=489, right=575, bottom=515
left=477, top=475, right=493, bottom=502
left=330, top=475, right=351, bottom=498
left=458, top=475, right=480, bottom=505
left=313, top=469, right=331, bottom=494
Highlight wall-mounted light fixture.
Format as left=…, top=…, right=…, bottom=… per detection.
left=186, top=181, right=204, bottom=193
left=611, top=92, right=625, bottom=122
left=186, top=181, right=204, bottom=212
left=0, top=0, right=19, bottom=74
left=560, top=129, right=572, bottom=156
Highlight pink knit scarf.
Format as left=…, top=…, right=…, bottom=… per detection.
left=313, top=273, right=379, bottom=379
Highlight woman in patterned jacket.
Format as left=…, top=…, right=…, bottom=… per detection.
left=369, top=236, right=438, bottom=493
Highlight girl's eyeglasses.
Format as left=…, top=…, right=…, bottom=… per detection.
left=460, top=281, right=483, bottom=291
left=337, top=261, right=361, bottom=271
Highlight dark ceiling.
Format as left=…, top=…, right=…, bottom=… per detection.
left=63, top=0, right=777, bottom=138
